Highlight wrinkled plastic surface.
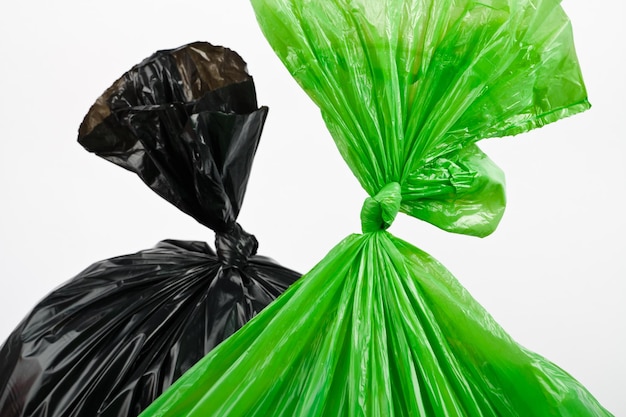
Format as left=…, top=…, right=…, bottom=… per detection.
left=139, top=1, right=612, bottom=416
left=250, top=0, right=592, bottom=239
left=78, top=42, right=265, bottom=233
left=0, top=42, right=300, bottom=417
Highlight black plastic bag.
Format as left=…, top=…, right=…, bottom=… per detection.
left=0, top=42, right=300, bottom=417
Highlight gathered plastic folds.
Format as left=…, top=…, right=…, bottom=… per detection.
left=138, top=1, right=613, bottom=416
left=0, top=42, right=300, bottom=417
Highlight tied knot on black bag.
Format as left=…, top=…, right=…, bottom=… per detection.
left=215, top=223, right=258, bottom=268
left=360, top=182, right=402, bottom=233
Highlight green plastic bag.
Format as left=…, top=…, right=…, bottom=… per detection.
left=139, top=0, right=612, bottom=415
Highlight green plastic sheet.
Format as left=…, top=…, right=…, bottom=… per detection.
left=139, top=0, right=612, bottom=415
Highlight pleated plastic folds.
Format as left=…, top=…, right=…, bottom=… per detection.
left=135, top=1, right=615, bottom=416
left=0, top=42, right=300, bottom=417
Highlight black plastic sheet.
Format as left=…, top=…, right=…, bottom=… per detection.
left=0, top=42, right=300, bottom=417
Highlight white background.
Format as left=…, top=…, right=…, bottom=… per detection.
left=0, top=1, right=623, bottom=415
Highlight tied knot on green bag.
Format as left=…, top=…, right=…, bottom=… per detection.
left=360, top=182, right=402, bottom=233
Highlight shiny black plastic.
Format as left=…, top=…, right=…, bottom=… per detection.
left=0, top=42, right=300, bottom=417
left=78, top=42, right=265, bottom=233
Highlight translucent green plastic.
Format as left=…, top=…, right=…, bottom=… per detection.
left=139, top=0, right=612, bottom=415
